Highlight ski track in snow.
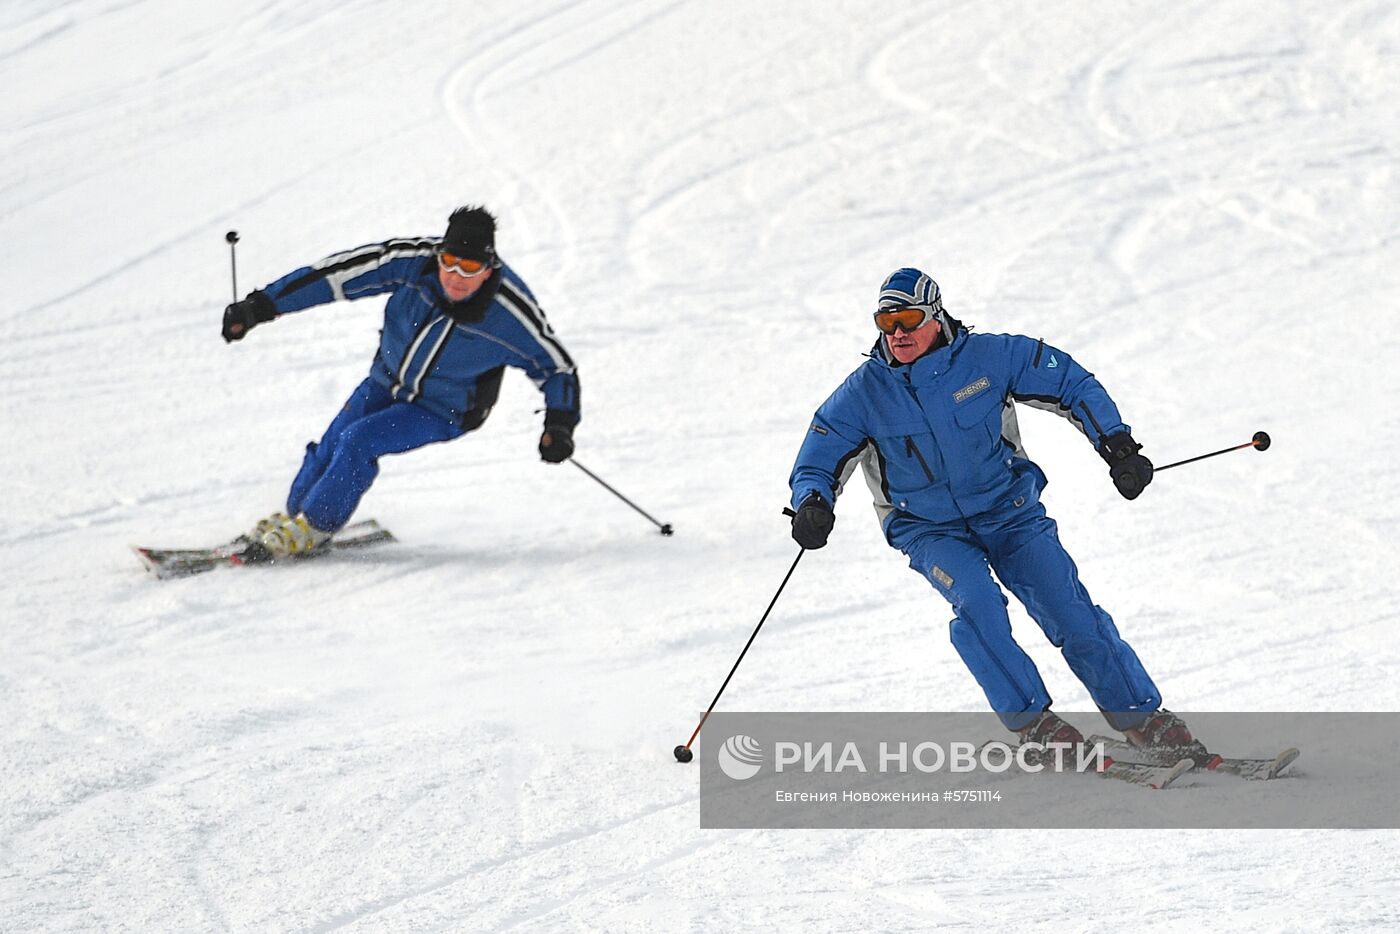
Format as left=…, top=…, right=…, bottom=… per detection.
left=4, top=0, right=1400, bottom=930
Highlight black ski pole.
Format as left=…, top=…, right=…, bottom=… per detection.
left=1155, top=430, right=1271, bottom=473
left=225, top=230, right=240, bottom=302
left=675, top=528, right=805, bottom=763
left=569, top=459, right=673, bottom=536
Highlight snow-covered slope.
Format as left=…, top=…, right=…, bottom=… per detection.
left=4, top=1, right=1399, bottom=929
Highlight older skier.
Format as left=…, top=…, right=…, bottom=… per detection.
left=788, top=267, right=1194, bottom=751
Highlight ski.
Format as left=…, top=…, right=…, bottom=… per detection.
left=132, top=519, right=395, bottom=580
left=1101, top=755, right=1195, bottom=789
left=1088, top=734, right=1300, bottom=781
left=980, top=741, right=1193, bottom=790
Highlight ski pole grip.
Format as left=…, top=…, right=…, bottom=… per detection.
left=782, top=507, right=796, bottom=518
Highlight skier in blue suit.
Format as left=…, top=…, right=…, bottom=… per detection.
left=788, top=267, right=1195, bottom=751
left=222, top=206, right=579, bottom=557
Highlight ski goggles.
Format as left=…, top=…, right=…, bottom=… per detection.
left=437, top=250, right=494, bottom=277
left=874, top=304, right=937, bottom=334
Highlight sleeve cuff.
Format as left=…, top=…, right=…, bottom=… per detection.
left=543, top=407, right=579, bottom=430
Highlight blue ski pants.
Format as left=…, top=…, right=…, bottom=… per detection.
left=887, top=502, right=1161, bottom=732
left=287, top=379, right=464, bottom=532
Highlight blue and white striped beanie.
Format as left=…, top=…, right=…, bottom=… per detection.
left=877, top=267, right=962, bottom=335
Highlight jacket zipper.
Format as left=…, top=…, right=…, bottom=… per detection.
left=1078, top=402, right=1108, bottom=443
left=899, top=351, right=974, bottom=523
left=905, top=435, right=935, bottom=483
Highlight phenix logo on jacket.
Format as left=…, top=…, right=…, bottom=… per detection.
left=789, top=324, right=1129, bottom=534
left=260, top=237, right=579, bottom=429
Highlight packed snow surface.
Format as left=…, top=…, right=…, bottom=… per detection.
left=3, top=0, right=1399, bottom=930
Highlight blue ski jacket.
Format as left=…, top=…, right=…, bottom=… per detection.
left=259, top=238, right=579, bottom=429
left=790, top=328, right=1130, bottom=534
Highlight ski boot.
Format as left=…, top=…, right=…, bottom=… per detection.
left=234, top=511, right=292, bottom=550
left=251, top=512, right=291, bottom=539
left=256, top=512, right=331, bottom=559
left=1015, top=711, right=1086, bottom=768
left=1124, top=709, right=1213, bottom=767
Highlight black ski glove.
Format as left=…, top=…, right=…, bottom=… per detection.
left=539, top=412, right=574, bottom=463
left=222, top=290, right=277, bottom=343
left=791, top=493, right=835, bottom=550
left=1100, top=431, right=1153, bottom=500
